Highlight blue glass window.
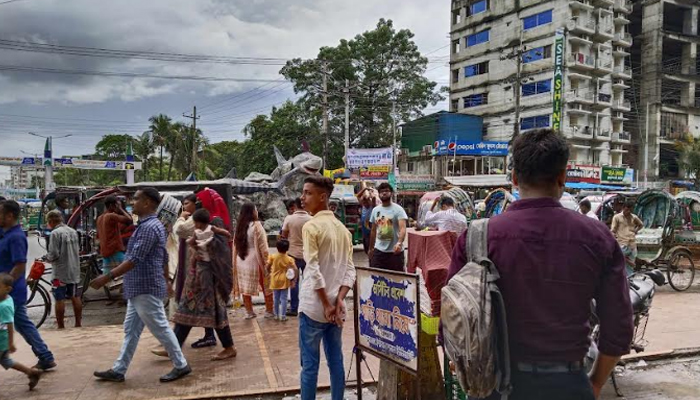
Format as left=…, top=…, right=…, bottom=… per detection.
left=470, top=0, right=488, bottom=15
left=466, top=29, right=490, bottom=47
left=522, top=45, right=551, bottom=63
left=464, top=61, right=489, bottom=77
left=520, top=115, right=550, bottom=131
left=463, top=93, right=488, bottom=108
left=522, top=79, right=552, bottom=96
left=523, top=10, right=553, bottom=30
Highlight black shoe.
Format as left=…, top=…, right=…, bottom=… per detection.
left=94, top=369, right=125, bottom=382
left=191, top=337, right=216, bottom=349
left=33, top=361, right=57, bottom=371
left=286, top=310, right=298, bottom=317
left=160, top=365, right=192, bottom=383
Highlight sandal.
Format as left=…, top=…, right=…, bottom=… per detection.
left=244, top=313, right=257, bottom=320
left=211, top=348, right=237, bottom=361
left=191, top=337, right=217, bottom=349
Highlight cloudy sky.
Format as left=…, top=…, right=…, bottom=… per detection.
left=0, top=0, right=451, bottom=182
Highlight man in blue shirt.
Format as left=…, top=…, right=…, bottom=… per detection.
left=0, top=200, right=56, bottom=371
left=90, top=188, right=190, bottom=383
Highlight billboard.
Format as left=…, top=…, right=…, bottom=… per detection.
left=552, top=29, right=565, bottom=132
left=601, top=166, right=634, bottom=185
left=433, top=140, right=508, bottom=157
left=566, top=164, right=600, bottom=184
left=346, top=148, right=393, bottom=168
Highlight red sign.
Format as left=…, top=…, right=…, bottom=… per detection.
left=566, top=164, right=600, bottom=184
left=360, top=165, right=390, bottom=180
left=448, top=142, right=456, bottom=151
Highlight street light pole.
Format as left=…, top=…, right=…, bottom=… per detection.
left=644, top=101, right=650, bottom=188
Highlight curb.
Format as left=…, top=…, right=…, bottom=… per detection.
left=621, top=347, right=700, bottom=364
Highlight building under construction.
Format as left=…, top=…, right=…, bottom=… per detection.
left=630, top=0, right=700, bottom=181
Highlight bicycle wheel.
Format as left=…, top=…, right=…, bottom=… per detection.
left=667, top=252, right=696, bottom=292
left=26, top=283, right=51, bottom=329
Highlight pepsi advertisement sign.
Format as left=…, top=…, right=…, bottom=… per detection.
left=434, top=140, right=509, bottom=157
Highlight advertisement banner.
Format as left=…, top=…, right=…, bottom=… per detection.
left=360, top=165, right=390, bottom=180
left=0, top=157, right=42, bottom=167
left=601, top=166, right=634, bottom=185
left=397, top=175, right=436, bottom=192
left=552, top=29, right=565, bottom=132
left=434, top=140, right=508, bottom=157
left=347, top=148, right=393, bottom=168
left=356, top=267, right=419, bottom=373
left=566, top=164, right=600, bottom=183
left=53, top=159, right=142, bottom=170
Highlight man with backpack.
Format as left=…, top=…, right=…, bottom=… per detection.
left=445, top=129, right=633, bottom=399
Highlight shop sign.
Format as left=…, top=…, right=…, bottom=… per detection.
left=566, top=164, right=600, bottom=183
left=347, top=148, right=393, bottom=168
left=0, top=157, right=42, bottom=167
left=360, top=165, right=390, bottom=180
left=601, top=166, right=634, bottom=185
left=434, top=140, right=508, bottom=157
left=53, top=159, right=142, bottom=170
left=552, top=29, right=565, bottom=132
left=356, top=267, right=420, bottom=373
left=397, top=175, right=435, bottom=192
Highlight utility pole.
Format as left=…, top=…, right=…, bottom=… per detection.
left=391, top=97, right=397, bottom=184
left=344, top=79, right=350, bottom=169
left=183, top=106, right=200, bottom=176
left=321, top=62, right=329, bottom=170
left=514, top=51, right=522, bottom=138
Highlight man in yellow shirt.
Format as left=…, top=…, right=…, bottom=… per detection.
left=611, top=200, right=644, bottom=275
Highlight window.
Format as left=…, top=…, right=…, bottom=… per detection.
left=452, top=10, right=462, bottom=25
left=522, top=45, right=552, bottom=63
left=523, top=10, right=553, bottom=30
left=466, top=29, right=490, bottom=47
left=464, top=61, right=489, bottom=77
left=463, top=93, right=488, bottom=108
left=451, top=99, right=460, bottom=111
left=522, top=79, right=552, bottom=96
left=452, top=39, right=461, bottom=54
left=452, top=69, right=460, bottom=83
left=467, top=0, right=488, bottom=16
left=520, top=115, right=551, bottom=131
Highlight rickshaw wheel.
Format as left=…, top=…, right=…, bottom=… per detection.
left=667, top=251, right=695, bottom=292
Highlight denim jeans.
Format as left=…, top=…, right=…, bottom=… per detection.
left=273, top=289, right=288, bottom=318
left=13, top=302, right=54, bottom=364
left=112, top=294, right=188, bottom=375
left=299, top=313, right=344, bottom=400
left=289, top=257, right=306, bottom=313
left=474, top=370, right=595, bottom=400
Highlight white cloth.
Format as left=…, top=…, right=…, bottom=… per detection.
left=424, top=208, right=468, bottom=233
left=194, top=225, right=214, bottom=262
left=584, top=211, right=599, bottom=220
left=299, top=210, right=356, bottom=323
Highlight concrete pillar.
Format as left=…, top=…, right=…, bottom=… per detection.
left=684, top=7, right=699, bottom=36
left=640, top=0, right=665, bottom=179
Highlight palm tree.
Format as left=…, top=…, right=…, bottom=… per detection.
left=133, top=132, right=155, bottom=181
left=148, top=114, right=173, bottom=181
left=166, top=122, right=187, bottom=181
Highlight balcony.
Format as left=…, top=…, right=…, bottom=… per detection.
left=612, top=79, right=629, bottom=89
left=568, top=53, right=596, bottom=70
left=566, top=125, right=594, bottom=139
left=568, top=104, right=593, bottom=115
left=594, top=92, right=613, bottom=108
left=612, top=112, right=628, bottom=121
left=613, top=46, right=630, bottom=56
left=567, top=89, right=595, bottom=104
left=612, top=131, right=631, bottom=143
left=570, top=0, right=595, bottom=10
left=568, top=16, right=596, bottom=35
left=595, top=13, right=615, bottom=40
left=613, top=65, right=632, bottom=79
left=596, top=58, right=614, bottom=74
left=614, top=0, right=633, bottom=14
left=594, top=0, right=615, bottom=6
left=594, top=128, right=612, bottom=141
left=614, top=13, right=630, bottom=25
left=612, top=99, right=631, bottom=111
left=613, top=32, right=633, bottom=47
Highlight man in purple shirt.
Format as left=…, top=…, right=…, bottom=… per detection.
left=448, top=129, right=633, bottom=399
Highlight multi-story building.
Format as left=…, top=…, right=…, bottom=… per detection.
left=449, top=0, right=634, bottom=168
left=630, top=0, right=700, bottom=180
left=10, top=166, right=44, bottom=189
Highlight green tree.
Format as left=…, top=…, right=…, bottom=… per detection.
left=132, top=132, right=155, bottom=181
left=678, top=137, right=700, bottom=188
left=148, top=114, right=174, bottom=181
left=94, top=134, right=132, bottom=159
left=280, top=19, right=443, bottom=168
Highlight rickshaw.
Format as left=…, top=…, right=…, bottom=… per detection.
left=634, top=190, right=696, bottom=291
left=330, top=195, right=362, bottom=245
left=415, top=187, right=475, bottom=230
left=481, top=188, right=517, bottom=218
left=597, top=190, right=644, bottom=227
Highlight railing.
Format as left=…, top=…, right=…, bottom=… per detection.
left=614, top=132, right=631, bottom=141
left=568, top=125, right=594, bottom=137
left=596, top=129, right=611, bottom=138
left=598, top=92, right=613, bottom=103
left=614, top=32, right=632, bottom=43
left=597, top=58, right=613, bottom=70
left=571, top=16, right=597, bottom=31
left=568, top=53, right=596, bottom=68
left=614, top=0, right=633, bottom=13
left=614, top=99, right=631, bottom=109
left=569, top=89, right=595, bottom=102
left=614, top=65, right=632, bottom=76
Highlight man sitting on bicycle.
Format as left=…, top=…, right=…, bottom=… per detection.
left=45, top=210, right=82, bottom=329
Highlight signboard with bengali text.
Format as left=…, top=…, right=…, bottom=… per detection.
left=566, top=164, right=600, bottom=184
left=347, top=148, right=393, bottom=168
left=601, top=166, right=634, bottom=185
left=360, top=165, right=390, bottom=180
left=355, top=266, right=420, bottom=373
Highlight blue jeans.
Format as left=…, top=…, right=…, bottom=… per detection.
left=13, top=301, right=54, bottom=364
left=299, top=313, right=344, bottom=400
left=289, top=257, right=306, bottom=313
left=112, top=294, right=188, bottom=375
left=273, top=289, right=288, bottom=318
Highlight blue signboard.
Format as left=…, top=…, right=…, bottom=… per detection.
left=21, top=157, right=36, bottom=165
left=356, top=267, right=419, bottom=372
left=434, top=140, right=509, bottom=157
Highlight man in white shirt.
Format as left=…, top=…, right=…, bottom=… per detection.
left=298, top=176, right=356, bottom=400
left=281, top=197, right=312, bottom=316
left=579, top=199, right=599, bottom=220
left=424, top=197, right=468, bottom=233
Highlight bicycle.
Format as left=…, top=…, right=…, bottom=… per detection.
left=26, top=261, right=53, bottom=329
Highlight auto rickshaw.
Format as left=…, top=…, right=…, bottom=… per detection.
left=330, top=195, right=362, bottom=245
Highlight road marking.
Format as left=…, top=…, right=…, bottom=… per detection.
left=253, top=319, right=278, bottom=389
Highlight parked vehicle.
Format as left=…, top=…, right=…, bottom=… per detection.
left=329, top=196, right=362, bottom=245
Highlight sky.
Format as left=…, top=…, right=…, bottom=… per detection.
left=0, top=0, right=451, bottom=181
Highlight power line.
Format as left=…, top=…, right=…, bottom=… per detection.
left=0, top=0, right=29, bottom=5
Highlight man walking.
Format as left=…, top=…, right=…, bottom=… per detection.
left=298, top=176, right=356, bottom=400
left=45, top=210, right=83, bottom=329
left=97, top=195, right=133, bottom=275
left=368, top=182, right=407, bottom=272
left=281, top=197, right=311, bottom=317
left=424, top=197, right=468, bottom=233
left=91, top=188, right=190, bottom=383
left=611, top=200, right=644, bottom=275
left=0, top=200, right=56, bottom=370
left=448, top=129, right=633, bottom=399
